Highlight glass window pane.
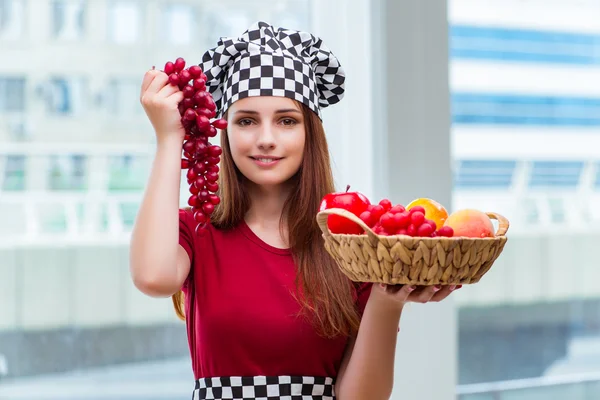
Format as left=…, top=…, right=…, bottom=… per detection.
left=46, top=77, right=87, bottom=115
left=593, top=162, right=600, bottom=191
left=1, top=154, right=26, bottom=191
left=162, top=4, right=194, bottom=45
left=0, top=202, right=26, bottom=237
left=0, top=0, right=25, bottom=40
left=48, top=154, right=87, bottom=191
left=51, top=0, right=85, bottom=39
left=108, top=1, right=140, bottom=44
left=119, top=201, right=139, bottom=228
left=107, top=154, right=149, bottom=191
left=528, top=161, right=584, bottom=190
left=454, top=160, right=516, bottom=189
left=106, top=78, right=142, bottom=115
left=0, top=77, right=26, bottom=112
left=38, top=203, right=68, bottom=233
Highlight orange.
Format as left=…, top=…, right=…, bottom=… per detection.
left=406, top=198, right=449, bottom=230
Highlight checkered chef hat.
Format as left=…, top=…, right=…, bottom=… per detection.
left=198, top=21, right=346, bottom=119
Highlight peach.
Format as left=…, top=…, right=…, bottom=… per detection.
left=443, top=209, right=495, bottom=238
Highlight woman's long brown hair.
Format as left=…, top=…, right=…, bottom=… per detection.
left=172, top=102, right=361, bottom=338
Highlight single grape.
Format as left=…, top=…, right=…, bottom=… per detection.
left=182, top=85, right=195, bottom=98
left=184, top=108, right=197, bottom=121
left=193, top=79, right=206, bottom=91
left=410, top=211, right=425, bottom=226
left=189, top=183, right=200, bottom=195
left=174, top=57, right=186, bottom=72
left=208, top=146, right=222, bottom=157
left=198, top=189, right=209, bottom=201
left=196, top=141, right=208, bottom=155
left=194, top=210, right=208, bottom=223
left=183, top=140, right=196, bottom=154
left=206, top=182, right=219, bottom=193
left=188, top=66, right=202, bottom=79
left=193, top=162, right=207, bottom=174
left=196, top=115, right=211, bottom=132
left=188, top=195, right=199, bottom=207
left=181, top=98, right=195, bottom=110
left=206, top=156, right=220, bottom=165
left=164, top=61, right=175, bottom=75
left=194, top=176, right=206, bottom=189
left=186, top=168, right=198, bottom=181
left=205, top=171, right=218, bottom=182
left=212, top=119, right=228, bottom=130
left=168, top=73, right=180, bottom=86
left=207, top=126, right=218, bottom=137
left=202, top=202, right=215, bottom=215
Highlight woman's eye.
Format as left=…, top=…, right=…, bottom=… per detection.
left=280, top=118, right=297, bottom=126
left=237, top=118, right=253, bottom=126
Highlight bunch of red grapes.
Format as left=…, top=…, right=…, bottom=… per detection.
left=161, top=57, right=226, bottom=234
left=360, top=201, right=454, bottom=238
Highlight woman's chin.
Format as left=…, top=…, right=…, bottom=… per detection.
left=248, top=177, right=291, bottom=188
left=243, top=171, right=297, bottom=190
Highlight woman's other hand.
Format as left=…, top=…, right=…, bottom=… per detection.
left=370, top=283, right=460, bottom=310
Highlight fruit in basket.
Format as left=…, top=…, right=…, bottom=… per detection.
left=378, top=198, right=392, bottom=211
left=436, top=225, right=454, bottom=237
left=318, top=193, right=458, bottom=238
left=406, top=198, right=449, bottom=230
left=319, top=185, right=371, bottom=234
left=444, top=209, right=494, bottom=238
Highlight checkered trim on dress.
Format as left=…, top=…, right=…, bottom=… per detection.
left=192, top=375, right=335, bottom=400
left=198, top=21, right=345, bottom=119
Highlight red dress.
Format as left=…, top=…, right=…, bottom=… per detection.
left=178, top=209, right=372, bottom=399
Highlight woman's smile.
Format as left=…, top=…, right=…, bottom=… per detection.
left=250, top=155, right=284, bottom=167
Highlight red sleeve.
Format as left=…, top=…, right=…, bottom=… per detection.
left=179, top=208, right=195, bottom=291
left=355, top=282, right=373, bottom=317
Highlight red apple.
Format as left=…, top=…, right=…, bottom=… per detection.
left=319, top=185, right=371, bottom=234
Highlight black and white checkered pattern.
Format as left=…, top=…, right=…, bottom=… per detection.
left=198, top=21, right=345, bottom=119
left=192, top=375, right=335, bottom=400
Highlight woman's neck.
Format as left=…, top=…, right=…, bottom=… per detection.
left=244, top=182, right=293, bottom=248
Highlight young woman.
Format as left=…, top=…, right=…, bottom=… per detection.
left=130, top=21, right=458, bottom=400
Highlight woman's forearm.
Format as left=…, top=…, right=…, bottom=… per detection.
left=336, top=288, right=403, bottom=400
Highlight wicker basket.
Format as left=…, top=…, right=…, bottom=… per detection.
left=317, top=208, right=509, bottom=286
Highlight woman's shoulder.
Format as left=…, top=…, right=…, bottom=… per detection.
left=178, top=207, right=244, bottom=242
left=179, top=207, right=218, bottom=228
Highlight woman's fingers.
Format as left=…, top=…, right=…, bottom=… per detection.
left=382, top=284, right=415, bottom=302
left=378, top=283, right=462, bottom=306
left=166, top=90, right=185, bottom=105
left=430, top=285, right=461, bottom=302
left=409, top=285, right=441, bottom=303
left=140, top=69, right=160, bottom=97
left=157, top=81, right=181, bottom=98
left=145, top=71, right=169, bottom=94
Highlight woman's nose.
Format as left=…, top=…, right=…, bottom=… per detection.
left=256, top=126, right=276, bottom=150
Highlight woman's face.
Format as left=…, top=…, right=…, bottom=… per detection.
left=227, top=96, right=306, bottom=189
